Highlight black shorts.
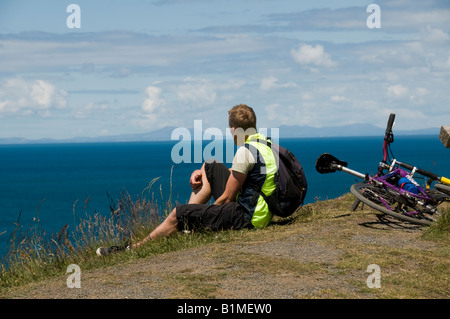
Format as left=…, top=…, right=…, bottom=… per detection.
left=176, top=161, right=253, bottom=231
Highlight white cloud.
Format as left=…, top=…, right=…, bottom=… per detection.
left=290, top=44, right=336, bottom=68
left=386, top=84, right=432, bottom=106
left=73, top=102, right=110, bottom=119
left=142, top=86, right=166, bottom=113
left=0, top=78, right=66, bottom=117
left=409, top=87, right=428, bottom=105
left=387, top=84, right=408, bottom=98
left=2, top=2, right=450, bottom=137
left=176, top=78, right=217, bottom=105
left=260, top=76, right=297, bottom=91
left=175, top=77, right=246, bottom=109
left=267, top=3, right=450, bottom=34
left=138, top=85, right=169, bottom=127
left=301, top=92, right=313, bottom=101
left=0, top=32, right=269, bottom=75
left=382, top=8, right=450, bottom=31
left=136, top=77, right=247, bottom=129
left=260, top=76, right=278, bottom=91
left=265, top=102, right=319, bottom=127
left=431, top=52, right=450, bottom=70
left=357, top=26, right=450, bottom=74
left=330, top=95, right=348, bottom=102
left=421, top=26, right=450, bottom=44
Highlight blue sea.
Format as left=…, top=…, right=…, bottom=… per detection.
left=1, top=135, right=449, bottom=260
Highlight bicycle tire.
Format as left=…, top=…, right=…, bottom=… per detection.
left=350, top=183, right=438, bottom=226
left=435, top=183, right=450, bottom=195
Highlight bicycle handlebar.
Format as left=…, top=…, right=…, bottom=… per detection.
left=382, top=160, right=450, bottom=185
left=380, top=113, right=450, bottom=185
left=385, top=113, right=395, bottom=137
left=395, top=160, right=443, bottom=181
left=382, top=113, right=395, bottom=164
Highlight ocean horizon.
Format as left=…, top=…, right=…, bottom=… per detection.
left=1, top=134, right=449, bottom=260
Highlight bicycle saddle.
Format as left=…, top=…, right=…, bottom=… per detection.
left=315, top=153, right=348, bottom=174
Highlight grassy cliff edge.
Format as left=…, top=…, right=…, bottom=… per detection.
left=1, top=193, right=449, bottom=299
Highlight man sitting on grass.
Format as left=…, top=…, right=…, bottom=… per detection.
left=97, top=104, right=278, bottom=255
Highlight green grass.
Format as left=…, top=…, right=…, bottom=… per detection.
left=0, top=176, right=169, bottom=289
left=0, top=173, right=247, bottom=291
left=422, top=203, right=450, bottom=244
left=1, top=189, right=449, bottom=298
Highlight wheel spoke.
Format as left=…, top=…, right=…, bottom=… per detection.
left=351, top=183, right=439, bottom=226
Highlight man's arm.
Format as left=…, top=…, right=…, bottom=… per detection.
left=214, top=170, right=247, bottom=205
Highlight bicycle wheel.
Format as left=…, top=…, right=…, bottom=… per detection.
left=350, top=183, right=438, bottom=226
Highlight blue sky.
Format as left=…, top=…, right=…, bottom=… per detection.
left=0, top=0, right=449, bottom=139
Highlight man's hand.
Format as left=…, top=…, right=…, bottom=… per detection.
left=190, top=169, right=203, bottom=190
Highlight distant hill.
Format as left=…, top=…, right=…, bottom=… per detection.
left=278, top=124, right=438, bottom=138
left=0, top=124, right=438, bottom=145
left=0, top=126, right=180, bottom=145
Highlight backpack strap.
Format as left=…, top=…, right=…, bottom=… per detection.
left=243, top=138, right=280, bottom=213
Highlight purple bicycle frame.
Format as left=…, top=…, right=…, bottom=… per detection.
left=371, top=167, right=431, bottom=216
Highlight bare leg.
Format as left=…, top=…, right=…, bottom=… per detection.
left=132, top=208, right=178, bottom=248
left=132, top=162, right=213, bottom=249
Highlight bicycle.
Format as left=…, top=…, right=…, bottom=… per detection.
left=315, top=113, right=450, bottom=226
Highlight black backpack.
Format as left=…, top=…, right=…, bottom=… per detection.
left=250, top=139, right=308, bottom=218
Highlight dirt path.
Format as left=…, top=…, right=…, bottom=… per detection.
left=5, top=207, right=448, bottom=299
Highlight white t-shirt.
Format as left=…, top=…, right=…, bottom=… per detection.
left=231, top=146, right=255, bottom=174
